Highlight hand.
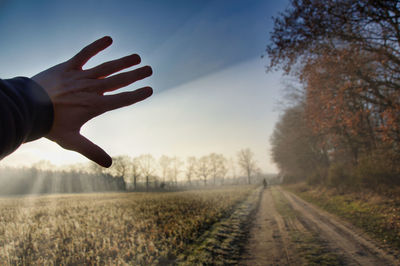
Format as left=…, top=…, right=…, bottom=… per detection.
left=32, top=36, right=153, bottom=168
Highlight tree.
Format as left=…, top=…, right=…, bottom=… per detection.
left=33, top=160, right=54, bottom=171
left=137, top=154, right=156, bottom=191
left=218, top=157, right=228, bottom=185
left=267, top=0, right=400, bottom=153
left=90, top=161, right=107, bottom=177
left=170, top=156, right=183, bottom=186
left=131, top=157, right=141, bottom=190
left=159, top=155, right=172, bottom=184
left=237, top=148, right=257, bottom=184
left=208, top=153, right=228, bottom=185
left=266, top=0, right=400, bottom=185
left=227, top=157, right=238, bottom=184
left=270, top=105, right=329, bottom=183
left=267, top=0, right=400, bottom=74
left=110, top=156, right=131, bottom=180
left=302, top=49, right=380, bottom=164
left=197, top=156, right=211, bottom=185
left=185, top=156, right=197, bottom=185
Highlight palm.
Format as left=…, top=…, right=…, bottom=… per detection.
left=32, top=36, right=153, bottom=167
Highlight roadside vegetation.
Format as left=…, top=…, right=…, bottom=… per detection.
left=267, top=0, right=400, bottom=251
left=268, top=0, right=400, bottom=190
left=286, top=183, right=400, bottom=251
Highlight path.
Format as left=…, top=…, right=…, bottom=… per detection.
left=241, top=187, right=399, bottom=265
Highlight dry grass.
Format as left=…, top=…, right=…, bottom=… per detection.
left=0, top=187, right=255, bottom=265
left=286, top=183, right=400, bottom=250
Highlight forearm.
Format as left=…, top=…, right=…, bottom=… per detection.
left=0, top=77, right=53, bottom=159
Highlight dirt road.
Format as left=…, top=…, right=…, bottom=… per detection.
left=241, top=187, right=399, bottom=265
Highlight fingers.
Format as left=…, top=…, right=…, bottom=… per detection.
left=103, top=86, right=153, bottom=112
left=94, top=65, right=153, bottom=93
left=69, top=36, right=113, bottom=69
left=66, top=134, right=113, bottom=168
left=83, top=54, right=141, bottom=78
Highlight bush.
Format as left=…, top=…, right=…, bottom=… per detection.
left=353, top=154, right=400, bottom=189
left=283, top=174, right=305, bottom=184
left=327, top=163, right=354, bottom=188
left=307, top=168, right=327, bottom=185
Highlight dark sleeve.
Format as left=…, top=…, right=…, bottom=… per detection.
left=0, top=77, right=54, bottom=160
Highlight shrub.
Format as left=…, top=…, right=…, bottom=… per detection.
left=327, top=163, right=353, bottom=188
left=354, top=154, right=400, bottom=189
left=307, top=168, right=327, bottom=185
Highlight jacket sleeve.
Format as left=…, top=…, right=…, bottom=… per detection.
left=0, top=77, right=54, bottom=160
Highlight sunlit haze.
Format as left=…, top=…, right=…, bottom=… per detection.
left=0, top=0, right=289, bottom=173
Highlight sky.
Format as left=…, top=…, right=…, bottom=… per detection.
left=0, top=0, right=289, bottom=173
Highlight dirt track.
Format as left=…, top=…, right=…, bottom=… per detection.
left=241, top=187, right=399, bottom=265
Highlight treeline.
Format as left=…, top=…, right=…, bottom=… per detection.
left=100, top=148, right=266, bottom=191
left=0, top=167, right=125, bottom=195
left=0, top=148, right=272, bottom=195
left=268, top=0, right=400, bottom=189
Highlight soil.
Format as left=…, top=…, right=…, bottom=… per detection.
left=240, top=187, right=400, bottom=266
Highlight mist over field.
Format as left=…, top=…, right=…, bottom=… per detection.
left=1, top=0, right=400, bottom=264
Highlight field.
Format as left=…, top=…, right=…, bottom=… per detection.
left=0, top=186, right=259, bottom=265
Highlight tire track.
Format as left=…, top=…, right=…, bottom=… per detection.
left=279, top=187, right=399, bottom=266
left=241, top=186, right=399, bottom=265
left=241, top=188, right=299, bottom=265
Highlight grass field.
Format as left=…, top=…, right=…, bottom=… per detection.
left=0, top=186, right=258, bottom=265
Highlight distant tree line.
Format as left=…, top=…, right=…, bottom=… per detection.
left=105, top=148, right=265, bottom=191
left=0, top=166, right=125, bottom=195
left=268, top=0, right=400, bottom=189
left=0, top=148, right=274, bottom=195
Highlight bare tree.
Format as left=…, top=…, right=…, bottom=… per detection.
left=197, top=156, right=210, bottom=186
left=131, top=157, right=140, bottom=191
left=228, top=157, right=237, bottom=184
left=33, top=160, right=54, bottom=171
left=170, top=156, right=183, bottom=186
left=159, top=155, right=172, bottom=184
left=218, top=156, right=228, bottom=185
left=90, top=161, right=107, bottom=177
left=209, top=153, right=219, bottom=185
left=137, top=154, right=156, bottom=191
left=185, top=156, right=197, bottom=185
left=208, top=153, right=227, bottom=185
left=110, top=156, right=131, bottom=181
left=237, top=148, right=257, bottom=184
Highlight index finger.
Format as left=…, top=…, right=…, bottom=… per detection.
left=69, top=36, right=113, bottom=69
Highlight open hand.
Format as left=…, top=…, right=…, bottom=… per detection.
left=32, top=36, right=153, bottom=167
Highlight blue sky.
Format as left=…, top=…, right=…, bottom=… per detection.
left=0, top=0, right=289, bottom=174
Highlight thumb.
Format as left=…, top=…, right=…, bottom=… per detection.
left=64, top=134, right=112, bottom=168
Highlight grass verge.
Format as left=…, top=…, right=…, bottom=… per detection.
left=285, top=183, right=400, bottom=251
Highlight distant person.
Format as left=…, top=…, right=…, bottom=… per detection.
left=263, top=178, right=268, bottom=189
left=0, top=36, right=153, bottom=167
